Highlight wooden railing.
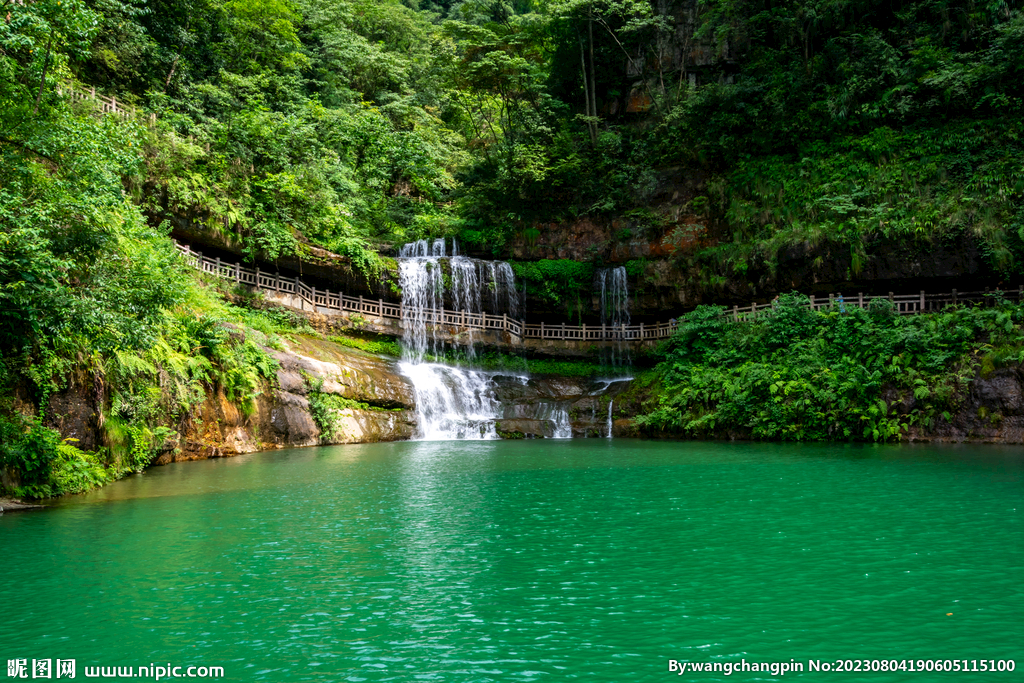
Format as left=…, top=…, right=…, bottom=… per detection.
left=175, top=243, right=1023, bottom=343
left=57, top=83, right=154, bottom=123
left=724, top=287, right=1024, bottom=321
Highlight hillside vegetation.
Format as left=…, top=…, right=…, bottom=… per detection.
left=2, top=0, right=1023, bottom=493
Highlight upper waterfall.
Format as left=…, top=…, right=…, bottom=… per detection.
left=598, top=266, right=631, bottom=366
left=397, top=238, right=517, bottom=362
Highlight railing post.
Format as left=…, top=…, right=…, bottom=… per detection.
left=235, top=262, right=240, bottom=282
left=359, top=295, right=364, bottom=312
left=503, top=313, right=508, bottom=331
left=255, top=265, right=260, bottom=288
left=858, top=292, right=863, bottom=309
left=561, top=322, right=565, bottom=339
left=215, top=257, right=221, bottom=277
left=809, top=295, right=815, bottom=311
left=732, top=305, right=738, bottom=321
left=378, top=299, right=383, bottom=317
left=295, top=277, right=302, bottom=308
left=952, top=288, right=957, bottom=304
left=312, top=286, right=317, bottom=309
left=541, top=321, right=545, bottom=338
left=920, top=290, right=925, bottom=313
left=640, top=322, right=644, bottom=339
left=275, top=272, right=280, bottom=293
left=582, top=322, right=586, bottom=339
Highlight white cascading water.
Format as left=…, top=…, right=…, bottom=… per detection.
left=599, top=266, right=631, bottom=367
left=397, top=238, right=522, bottom=440
left=538, top=402, right=573, bottom=439
left=606, top=400, right=614, bottom=438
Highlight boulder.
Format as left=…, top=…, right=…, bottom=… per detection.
left=495, top=418, right=556, bottom=439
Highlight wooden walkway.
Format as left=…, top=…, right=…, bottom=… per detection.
left=57, top=83, right=155, bottom=123
left=175, top=242, right=1023, bottom=343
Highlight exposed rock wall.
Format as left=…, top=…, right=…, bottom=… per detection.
left=163, top=336, right=416, bottom=463
left=493, top=375, right=634, bottom=438
left=41, top=335, right=417, bottom=468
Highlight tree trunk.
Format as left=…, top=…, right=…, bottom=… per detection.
left=587, top=10, right=597, bottom=136
left=33, top=27, right=55, bottom=114
left=164, top=55, right=180, bottom=90
left=579, top=35, right=596, bottom=146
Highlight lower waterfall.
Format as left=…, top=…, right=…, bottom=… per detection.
left=397, top=362, right=511, bottom=440
left=538, top=402, right=573, bottom=439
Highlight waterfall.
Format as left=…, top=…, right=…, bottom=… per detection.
left=397, top=238, right=521, bottom=440
left=606, top=400, right=614, bottom=438
left=599, top=266, right=630, bottom=328
left=538, top=403, right=573, bottom=439
left=482, top=261, right=519, bottom=320
left=397, top=362, right=503, bottom=440
left=598, top=266, right=631, bottom=366
left=398, top=244, right=446, bottom=361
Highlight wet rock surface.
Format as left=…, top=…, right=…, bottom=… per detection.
left=496, top=419, right=556, bottom=439
left=166, top=338, right=416, bottom=461
left=492, top=374, right=634, bottom=438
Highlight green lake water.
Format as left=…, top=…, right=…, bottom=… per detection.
left=1, top=440, right=1021, bottom=681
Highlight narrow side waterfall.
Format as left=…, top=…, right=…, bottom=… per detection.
left=397, top=238, right=520, bottom=440
left=606, top=400, right=614, bottom=438
left=538, top=402, right=573, bottom=439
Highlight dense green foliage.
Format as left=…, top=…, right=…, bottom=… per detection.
left=639, top=294, right=1024, bottom=441
left=3, top=0, right=1024, bottom=495
left=0, top=416, right=116, bottom=498
left=6, top=0, right=1021, bottom=260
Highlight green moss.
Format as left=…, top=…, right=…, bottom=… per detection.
left=510, top=260, right=595, bottom=319
left=430, top=351, right=626, bottom=377
left=328, top=334, right=402, bottom=358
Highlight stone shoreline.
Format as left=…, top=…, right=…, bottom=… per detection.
left=0, top=497, right=46, bottom=512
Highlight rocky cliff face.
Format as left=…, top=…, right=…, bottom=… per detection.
left=493, top=375, right=634, bottom=438
left=164, top=336, right=416, bottom=462
left=43, top=334, right=417, bottom=467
